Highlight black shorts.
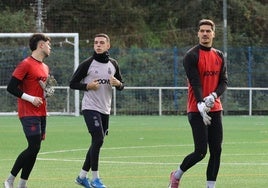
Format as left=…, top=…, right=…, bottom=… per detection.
left=20, top=116, right=46, bottom=137
left=82, top=110, right=109, bottom=136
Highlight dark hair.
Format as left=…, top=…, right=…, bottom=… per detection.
left=94, top=33, right=110, bottom=43
left=29, top=33, right=51, bottom=51
left=198, top=19, right=215, bottom=31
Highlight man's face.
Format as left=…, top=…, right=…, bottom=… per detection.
left=94, top=36, right=110, bottom=54
left=198, top=25, right=215, bottom=47
left=40, top=40, right=51, bottom=57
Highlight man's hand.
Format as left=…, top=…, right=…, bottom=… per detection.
left=197, top=102, right=212, bottom=125
left=45, top=87, right=55, bottom=97
left=110, top=76, right=121, bottom=87
left=39, top=80, right=55, bottom=97
left=86, top=80, right=100, bottom=90
left=32, top=97, right=43, bottom=107
left=21, top=93, right=43, bottom=107
left=204, top=92, right=217, bottom=108
left=39, top=75, right=57, bottom=98
left=41, top=133, right=46, bottom=140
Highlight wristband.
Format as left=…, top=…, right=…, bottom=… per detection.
left=21, top=93, right=35, bottom=103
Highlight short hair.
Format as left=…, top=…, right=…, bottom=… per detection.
left=29, top=33, right=51, bottom=51
left=198, top=19, right=215, bottom=31
left=94, top=33, right=110, bottom=43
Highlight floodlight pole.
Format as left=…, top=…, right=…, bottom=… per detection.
left=223, top=0, right=227, bottom=62
left=223, top=0, right=228, bottom=114
left=36, top=0, right=43, bottom=32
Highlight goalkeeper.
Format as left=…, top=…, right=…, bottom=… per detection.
left=4, top=33, right=53, bottom=188
left=168, top=19, right=228, bottom=188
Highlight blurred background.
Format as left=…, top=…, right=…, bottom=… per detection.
left=0, top=0, right=267, bottom=115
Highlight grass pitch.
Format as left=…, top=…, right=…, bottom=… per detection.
left=0, top=115, right=267, bottom=188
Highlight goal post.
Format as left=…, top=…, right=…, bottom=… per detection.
left=0, top=33, right=80, bottom=116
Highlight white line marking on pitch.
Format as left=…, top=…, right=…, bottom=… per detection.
left=36, top=158, right=268, bottom=166
left=38, top=141, right=268, bottom=155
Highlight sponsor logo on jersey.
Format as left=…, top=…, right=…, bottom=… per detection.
left=97, top=78, right=110, bottom=85
left=204, top=70, right=219, bottom=76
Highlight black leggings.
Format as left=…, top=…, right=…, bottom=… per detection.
left=180, top=111, right=223, bottom=181
left=11, top=135, right=41, bottom=180
left=82, top=110, right=109, bottom=171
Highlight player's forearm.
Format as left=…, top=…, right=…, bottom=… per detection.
left=7, top=76, right=23, bottom=98
left=70, top=82, right=88, bottom=91
left=7, top=77, right=36, bottom=103
left=215, top=68, right=228, bottom=97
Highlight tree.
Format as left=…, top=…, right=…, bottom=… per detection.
left=0, top=0, right=267, bottom=47
left=227, top=0, right=268, bottom=46
left=0, top=9, right=35, bottom=32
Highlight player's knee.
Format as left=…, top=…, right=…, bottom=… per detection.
left=92, top=137, right=104, bottom=148
left=211, top=146, right=222, bottom=157
left=198, top=152, right=207, bottom=160
left=195, top=149, right=207, bottom=160
left=28, top=144, right=41, bottom=156
left=91, top=131, right=105, bottom=147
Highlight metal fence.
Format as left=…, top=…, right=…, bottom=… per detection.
left=0, top=35, right=267, bottom=116
left=1, top=86, right=267, bottom=116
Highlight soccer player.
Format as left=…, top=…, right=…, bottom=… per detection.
left=70, top=33, right=124, bottom=188
left=4, top=33, right=53, bottom=188
left=168, top=19, right=228, bottom=188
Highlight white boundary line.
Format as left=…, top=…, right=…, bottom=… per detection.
left=2, top=143, right=267, bottom=166
left=34, top=142, right=268, bottom=167
left=38, top=141, right=268, bottom=155
left=34, top=158, right=268, bottom=166
left=1, top=157, right=268, bottom=166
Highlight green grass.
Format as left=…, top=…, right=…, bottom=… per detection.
left=0, top=115, right=267, bottom=188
